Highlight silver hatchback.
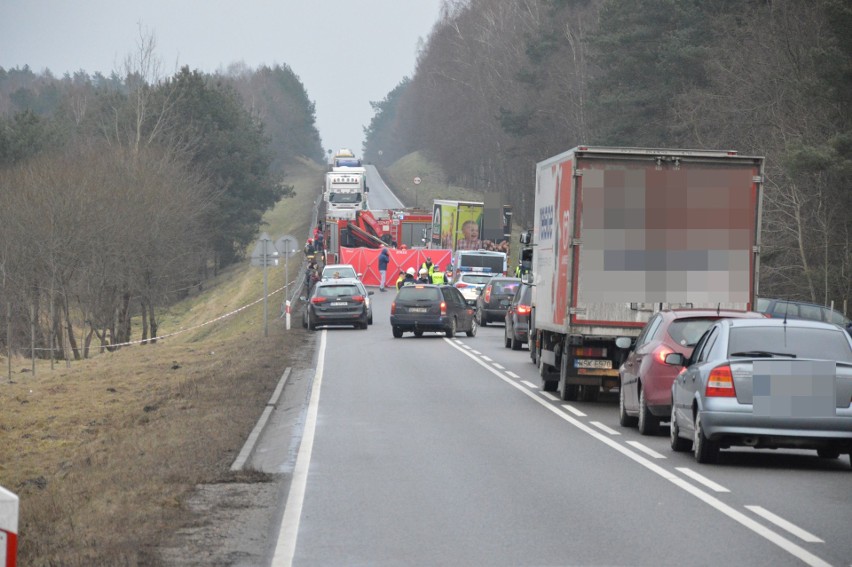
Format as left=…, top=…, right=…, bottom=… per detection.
left=667, top=318, right=852, bottom=466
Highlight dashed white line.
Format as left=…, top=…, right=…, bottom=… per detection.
left=492, top=363, right=505, bottom=370
left=541, top=392, right=560, bottom=402
left=462, top=345, right=472, bottom=350
left=590, top=421, right=621, bottom=435
left=625, top=440, right=666, bottom=459
left=470, top=349, right=482, bottom=355
left=506, top=371, right=520, bottom=379
left=520, top=380, right=538, bottom=388
left=676, top=467, right=730, bottom=493
left=481, top=355, right=493, bottom=362
left=745, top=506, right=824, bottom=543
left=561, top=404, right=586, bottom=417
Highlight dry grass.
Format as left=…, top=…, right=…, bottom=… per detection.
left=381, top=151, right=483, bottom=209
left=0, top=157, right=325, bottom=566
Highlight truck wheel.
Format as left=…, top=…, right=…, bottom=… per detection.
left=619, top=386, right=638, bottom=427
left=392, top=327, right=403, bottom=338
left=414, top=330, right=423, bottom=337
left=638, top=388, right=661, bottom=435
left=539, top=358, right=558, bottom=392
left=581, top=386, right=599, bottom=402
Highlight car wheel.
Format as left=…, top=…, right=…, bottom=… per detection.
left=479, top=309, right=487, bottom=327
left=817, top=448, right=840, bottom=459
left=619, top=385, right=638, bottom=428
left=466, top=317, right=477, bottom=337
left=392, top=326, right=403, bottom=338
left=446, top=318, right=456, bottom=338
left=670, top=403, right=692, bottom=452
left=510, top=332, right=521, bottom=350
left=504, top=327, right=512, bottom=348
left=694, top=413, right=719, bottom=464
left=308, top=315, right=316, bottom=331
left=414, top=330, right=423, bottom=337
left=368, top=314, right=373, bottom=325
left=638, top=388, right=661, bottom=435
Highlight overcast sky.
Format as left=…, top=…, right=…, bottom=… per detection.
left=0, top=0, right=444, bottom=156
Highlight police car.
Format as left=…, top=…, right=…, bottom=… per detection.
left=452, top=266, right=496, bottom=302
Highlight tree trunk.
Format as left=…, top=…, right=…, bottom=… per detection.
left=140, top=298, right=149, bottom=344
left=148, top=300, right=158, bottom=343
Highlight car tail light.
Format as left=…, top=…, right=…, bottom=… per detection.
left=484, top=285, right=492, bottom=303
left=654, top=345, right=674, bottom=364
left=391, top=302, right=396, bottom=314
left=440, top=301, right=447, bottom=315
left=310, top=297, right=327, bottom=304
left=516, top=304, right=531, bottom=315
left=706, top=364, right=736, bottom=397
left=352, top=295, right=364, bottom=303
left=455, top=282, right=468, bottom=289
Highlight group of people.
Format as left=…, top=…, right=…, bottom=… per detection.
left=389, top=256, right=449, bottom=290
left=304, top=224, right=326, bottom=262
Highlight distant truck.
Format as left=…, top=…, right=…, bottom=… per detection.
left=325, top=168, right=368, bottom=219
left=530, top=146, right=764, bottom=401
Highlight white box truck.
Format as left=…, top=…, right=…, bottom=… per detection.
left=530, top=146, right=764, bottom=401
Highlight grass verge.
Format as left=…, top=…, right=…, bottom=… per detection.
left=0, top=157, right=324, bottom=566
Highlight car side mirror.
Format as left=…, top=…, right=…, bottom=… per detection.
left=466, top=299, right=477, bottom=306
left=664, top=352, right=686, bottom=366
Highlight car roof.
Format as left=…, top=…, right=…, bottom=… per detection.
left=488, top=277, right=521, bottom=283
left=662, top=308, right=766, bottom=320
left=322, top=264, right=356, bottom=271
left=717, top=317, right=842, bottom=330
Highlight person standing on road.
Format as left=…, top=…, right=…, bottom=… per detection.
left=430, top=265, right=447, bottom=284
left=378, top=246, right=390, bottom=291
left=421, top=256, right=435, bottom=276
left=314, top=228, right=325, bottom=262
left=401, top=267, right=417, bottom=288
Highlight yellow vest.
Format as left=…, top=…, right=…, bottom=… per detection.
left=431, top=271, right=445, bottom=284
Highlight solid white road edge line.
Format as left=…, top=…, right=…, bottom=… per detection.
left=626, top=441, right=666, bottom=459
left=272, top=331, right=327, bottom=567
left=675, top=467, right=730, bottom=493
left=442, top=338, right=832, bottom=567
left=745, top=506, right=824, bottom=543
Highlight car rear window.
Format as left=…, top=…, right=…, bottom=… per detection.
left=729, top=327, right=852, bottom=362
left=493, top=280, right=520, bottom=294
left=396, top=286, right=442, bottom=301
left=668, top=318, right=719, bottom=347
left=317, top=285, right=360, bottom=298
left=323, top=267, right=357, bottom=279
left=460, top=274, right=493, bottom=285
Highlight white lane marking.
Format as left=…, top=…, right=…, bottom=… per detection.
left=272, top=331, right=327, bottom=566
left=590, top=421, right=620, bottom=435
left=442, top=338, right=833, bottom=567
left=626, top=441, right=666, bottom=459
left=454, top=339, right=463, bottom=344
left=470, top=349, right=482, bottom=355
left=561, top=404, right=586, bottom=417
left=520, top=380, right=538, bottom=388
left=676, top=467, right=730, bottom=493
left=462, top=345, right=472, bottom=350
left=746, top=506, right=824, bottom=543
left=481, top=355, right=493, bottom=362
left=492, top=363, right=505, bottom=370
left=506, top=371, right=520, bottom=379
left=541, top=392, right=560, bottom=402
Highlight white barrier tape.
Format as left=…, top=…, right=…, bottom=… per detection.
left=26, top=277, right=302, bottom=352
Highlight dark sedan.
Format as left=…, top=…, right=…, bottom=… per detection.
left=476, top=277, right=520, bottom=326
left=301, top=280, right=370, bottom=330
left=667, top=318, right=852, bottom=465
left=390, top=284, right=477, bottom=338
left=504, top=281, right=533, bottom=350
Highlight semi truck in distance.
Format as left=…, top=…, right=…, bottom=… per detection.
left=529, top=146, right=764, bottom=401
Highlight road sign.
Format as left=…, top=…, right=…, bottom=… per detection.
left=274, top=234, right=298, bottom=257
left=413, top=176, right=421, bottom=185
left=251, top=233, right=278, bottom=267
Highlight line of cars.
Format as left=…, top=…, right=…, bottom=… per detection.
left=301, top=260, right=852, bottom=468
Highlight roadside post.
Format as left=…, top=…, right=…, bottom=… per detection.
left=251, top=233, right=278, bottom=337
left=275, top=235, right=298, bottom=331
left=0, top=485, right=18, bottom=567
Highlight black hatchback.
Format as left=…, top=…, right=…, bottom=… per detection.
left=390, top=284, right=477, bottom=338
left=301, top=280, right=369, bottom=330
left=475, top=277, right=521, bottom=326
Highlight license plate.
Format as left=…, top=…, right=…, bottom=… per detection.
left=575, top=359, right=612, bottom=369
left=330, top=302, right=347, bottom=307
left=409, top=307, right=428, bottom=313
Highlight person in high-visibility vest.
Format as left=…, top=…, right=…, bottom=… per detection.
left=431, top=265, right=447, bottom=284
left=395, top=270, right=407, bottom=290
left=421, top=256, right=435, bottom=276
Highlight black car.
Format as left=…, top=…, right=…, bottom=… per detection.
left=301, top=280, right=370, bottom=330
left=475, top=277, right=521, bottom=326
left=390, top=284, right=477, bottom=338
left=755, top=297, right=851, bottom=335
left=504, top=281, right=533, bottom=350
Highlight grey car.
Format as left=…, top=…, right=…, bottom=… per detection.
left=390, top=284, right=477, bottom=338
left=666, top=318, right=852, bottom=466
left=301, top=280, right=370, bottom=330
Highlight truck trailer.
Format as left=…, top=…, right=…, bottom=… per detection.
left=530, top=146, right=764, bottom=401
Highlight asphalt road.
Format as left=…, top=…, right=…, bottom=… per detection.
left=266, top=289, right=852, bottom=567
left=364, top=164, right=405, bottom=210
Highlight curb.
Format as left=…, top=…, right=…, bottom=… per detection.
left=231, top=367, right=292, bottom=471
